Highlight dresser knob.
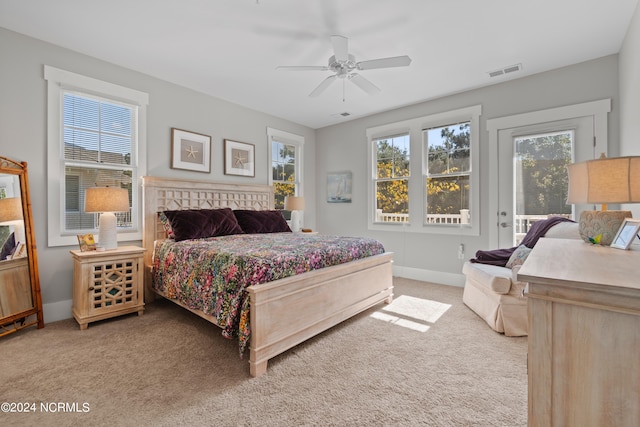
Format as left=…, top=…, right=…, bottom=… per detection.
left=88, top=286, right=94, bottom=291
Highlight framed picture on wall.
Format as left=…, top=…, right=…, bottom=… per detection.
left=224, top=139, right=255, bottom=177
left=327, top=171, right=352, bottom=203
left=171, top=128, right=211, bottom=173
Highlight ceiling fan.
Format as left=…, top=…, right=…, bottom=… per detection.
left=277, top=35, right=411, bottom=98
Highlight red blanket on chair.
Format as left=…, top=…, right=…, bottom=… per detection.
left=471, top=217, right=574, bottom=267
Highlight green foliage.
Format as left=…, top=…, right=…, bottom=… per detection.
left=272, top=142, right=296, bottom=209
left=375, top=137, right=409, bottom=214
left=516, top=133, right=572, bottom=215
left=425, top=123, right=470, bottom=215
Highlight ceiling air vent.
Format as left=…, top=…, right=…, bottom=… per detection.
left=488, top=63, right=522, bottom=78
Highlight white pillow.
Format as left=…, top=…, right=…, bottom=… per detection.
left=506, top=245, right=532, bottom=269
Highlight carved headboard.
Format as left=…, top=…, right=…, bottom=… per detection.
left=141, top=176, right=274, bottom=272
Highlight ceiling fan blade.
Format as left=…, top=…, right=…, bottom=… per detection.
left=349, top=73, right=381, bottom=95
left=276, top=65, right=329, bottom=71
left=309, top=75, right=337, bottom=97
left=356, top=55, right=412, bottom=70
left=331, top=35, right=349, bottom=62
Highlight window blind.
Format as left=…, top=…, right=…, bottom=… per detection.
left=62, top=91, right=136, bottom=233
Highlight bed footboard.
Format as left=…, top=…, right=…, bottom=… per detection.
left=247, top=252, right=393, bottom=377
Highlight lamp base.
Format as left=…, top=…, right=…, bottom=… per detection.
left=290, top=210, right=302, bottom=232
left=98, top=212, right=118, bottom=250
left=578, top=210, right=631, bottom=246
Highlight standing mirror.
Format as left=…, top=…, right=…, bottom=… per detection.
left=0, top=156, right=44, bottom=336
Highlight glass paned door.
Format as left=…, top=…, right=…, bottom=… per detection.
left=513, top=131, right=573, bottom=244
left=497, top=117, right=593, bottom=248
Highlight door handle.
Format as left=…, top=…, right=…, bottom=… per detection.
left=500, top=222, right=511, bottom=228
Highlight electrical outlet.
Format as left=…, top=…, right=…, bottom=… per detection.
left=457, top=243, right=465, bottom=260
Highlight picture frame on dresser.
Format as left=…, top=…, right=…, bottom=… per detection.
left=610, top=218, right=640, bottom=250
left=171, top=128, right=211, bottom=173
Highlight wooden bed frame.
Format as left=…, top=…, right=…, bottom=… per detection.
left=142, top=176, right=394, bottom=377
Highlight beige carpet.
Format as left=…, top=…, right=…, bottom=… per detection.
left=0, top=278, right=527, bottom=426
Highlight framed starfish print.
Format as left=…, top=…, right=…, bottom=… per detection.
left=171, top=128, right=211, bottom=173
left=224, top=139, right=255, bottom=177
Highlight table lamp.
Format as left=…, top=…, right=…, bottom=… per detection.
left=566, top=154, right=640, bottom=245
left=84, top=187, right=130, bottom=250
left=0, top=197, right=25, bottom=244
left=284, top=196, right=305, bottom=232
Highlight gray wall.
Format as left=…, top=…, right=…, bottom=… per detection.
left=620, top=2, right=640, bottom=216
left=315, top=55, right=621, bottom=285
left=0, top=28, right=316, bottom=320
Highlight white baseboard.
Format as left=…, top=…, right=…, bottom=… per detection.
left=43, top=299, right=72, bottom=323
left=393, top=265, right=465, bottom=288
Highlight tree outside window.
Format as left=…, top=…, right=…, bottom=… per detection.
left=374, top=134, right=410, bottom=223
left=515, top=131, right=572, bottom=217
left=272, top=141, right=296, bottom=209
left=425, top=122, right=471, bottom=224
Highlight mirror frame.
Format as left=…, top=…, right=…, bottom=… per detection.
left=0, top=156, right=44, bottom=336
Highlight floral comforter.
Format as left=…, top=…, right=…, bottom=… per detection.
left=152, top=233, right=385, bottom=355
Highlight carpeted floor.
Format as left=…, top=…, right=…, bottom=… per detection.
left=0, top=278, right=527, bottom=426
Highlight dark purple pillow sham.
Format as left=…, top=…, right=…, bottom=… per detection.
left=162, top=208, right=244, bottom=241
left=233, top=210, right=292, bottom=234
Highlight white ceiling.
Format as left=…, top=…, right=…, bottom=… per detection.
left=1, top=0, right=637, bottom=129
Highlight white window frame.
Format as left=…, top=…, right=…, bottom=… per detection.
left=366, top=105, right=481, bottom=235
left=45, top=65, right=148, bottom=247
left=267, top=127, right=304, bottom=198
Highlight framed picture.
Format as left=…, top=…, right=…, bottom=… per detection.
left=610, top=218, right=640, bottom=250
left=224, top=139, right=255, bottom=177
left=10, top=242, right=26, bottom=259
left=77, top=234, right=96, bottom=252
left=327, top=171, right=352, bottom=203
left=171, top=128, right=211, bottom=173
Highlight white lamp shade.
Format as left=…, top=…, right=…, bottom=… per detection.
left=284, top=196, right=305, bottom=211
left=84, top=187, right=130, bottom=213
left=567, top=156, right=640, bottom=204
left=0, top=197, right=23, bottom=223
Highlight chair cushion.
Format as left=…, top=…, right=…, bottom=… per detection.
left=463, top=261, right=512, bottom=294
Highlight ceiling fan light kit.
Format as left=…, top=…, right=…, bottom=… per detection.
left=277, top=35, right=411, bottom=99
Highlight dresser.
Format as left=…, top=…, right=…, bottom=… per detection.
left=518, top=238, right=640, bottom=427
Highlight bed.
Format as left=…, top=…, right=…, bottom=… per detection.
left=142, top=176, right=394, bottom=377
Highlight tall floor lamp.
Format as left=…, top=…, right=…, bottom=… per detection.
left=567, top=155, right=640, bottom=245
left=84, top=187, right=130, bottom=250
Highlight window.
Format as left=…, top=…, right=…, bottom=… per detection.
left=513, top=130, right=573, bottom=242
left=373, top=134, right=410, bottom=223
left=267, top=127, right=304, bottom=209
left=424, top=122, right=471, bottom=225
left=367, top=105, right=481, bottom=235
left=45, top=66, right=148, bottom=247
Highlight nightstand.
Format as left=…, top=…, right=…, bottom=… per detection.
left=70, top=246, right=146, bottom=330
